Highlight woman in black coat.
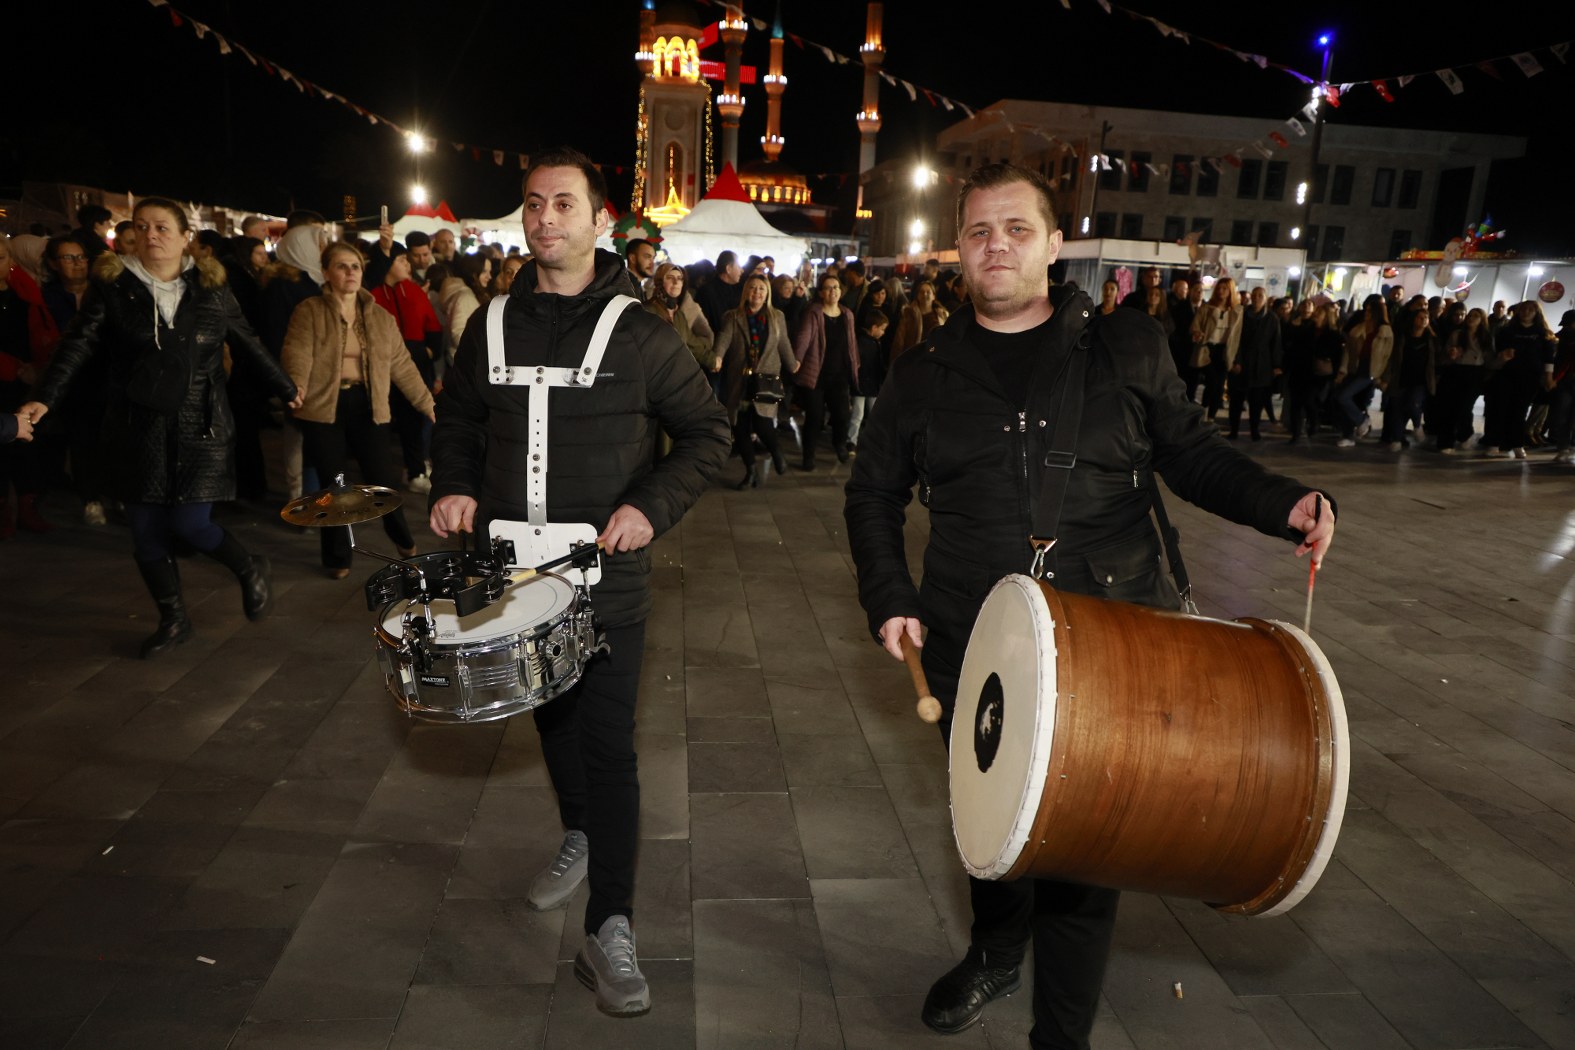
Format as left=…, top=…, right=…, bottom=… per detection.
left=21, top=197, right=302, bottom=658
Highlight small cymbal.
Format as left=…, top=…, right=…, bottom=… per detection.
left=280, top=484, right=404, bottom=527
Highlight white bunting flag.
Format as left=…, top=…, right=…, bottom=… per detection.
left=191, top=20, right=208, bottom=39
left=941, top=97, right=955, bottom=111
left=1552, top=42, right=1570, bottom=64
left=1286, top=116, right=1306, bottom=136
left=216, top=34, right=231, bottom=55
left=1436, top=68, right=1465, bottom=94
left=1398, top=74, right=1415, bottom=87
left=1512, top=52, right=1543, bottom=76
left=1251, top=140, right=1272, bottom=159
left=902, top=80, right=917, bottom=101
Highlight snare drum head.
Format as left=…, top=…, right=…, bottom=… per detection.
left=381, top=573, right=575, bottom=643
left=952, top=575, right=1059, bottom=880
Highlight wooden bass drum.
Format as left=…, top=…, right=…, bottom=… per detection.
left=950, top=574, right=1348, bottom=916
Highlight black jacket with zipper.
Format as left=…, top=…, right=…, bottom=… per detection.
left=844, top=285, right=1322, bottom=665
left=430, top=249, right=731, bottom=628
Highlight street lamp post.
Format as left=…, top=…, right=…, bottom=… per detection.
left=1297, top=34, right=1334, bottom=297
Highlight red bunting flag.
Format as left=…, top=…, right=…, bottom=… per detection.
left=1269, top=131, right=1288, bottom=148
left=1374, top=80, right=1395, bottom=102
left=1224, top=153, right=1243, bottom=169
left=168, top=8, right=181, bottom=26
left=1323, top=84, right=1340, bottom=107
left=1476, top=60, right=1503, bottom=80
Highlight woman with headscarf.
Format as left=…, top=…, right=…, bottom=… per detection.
left=283, top=241, right=434, bottom=577
left=716, top=273, right=797, bottom=488
left=260, top=223, right=328, bottom=498
left=646, top=263, right=712, bottom=373
left=19, top=198, right=302, bottom=655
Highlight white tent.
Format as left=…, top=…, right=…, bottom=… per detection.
left=654, top=165, right=808, bottom=273
left=390, top=202, right=461, bottom=241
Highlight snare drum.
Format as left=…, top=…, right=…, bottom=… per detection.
left=374, top=572, right=599, bottom=723
left=951, top=574, right=1348, bottom=917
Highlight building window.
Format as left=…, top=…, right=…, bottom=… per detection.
left=1388, top=229, right=1412, bottom=257
left=1099, top=150, right=1124, bottom=192
left=1372, top=168, right=1396, bottom=208
left=1170, top=155, right=1193, bottom=195
left=1322, top=225, right=1345, bottom=260
left=1257, top=222, right=1279, bottom=247
left=1120, top=213, right=1144, bottom=239
left=1162, top=215, right=1185, bottom=242
left=1196, top=161, right=1219, bottom=197
left=1305, top=225, right=1319, bottom=258
left=1264, top=161, right=1288, bottom=202
left=1398, top=169, right=1422, bottom=209
left=1129, top=151, right=1152, bottom=192
left=1330, top=165, right=1355, bottom=206
left=1191, top=216, right=1214, bottom=242
left=1229, top=219, right=1253, bottom=244
left=1094, top=212, right=1117, bottom=238
left=1237, top=159, right=1262, bottom=199
left=1311, top=163, right=1328, bottom=204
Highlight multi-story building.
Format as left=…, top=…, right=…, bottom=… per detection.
left=863, top=99, right=1525, bottom=263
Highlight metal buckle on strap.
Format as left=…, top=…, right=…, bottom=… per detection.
left=1178, top=584, right=1200, bottom=617
left=1028, top=537, right=1057, bottom=581
left=1044, top=450, right=1077, bottom=469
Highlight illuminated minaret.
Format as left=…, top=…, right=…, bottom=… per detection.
left=717, top=4, right=748, bottom=170
left=856, top=3, right=884, bottom=175
left=634, top=1, right=710, bottom=212
left=760, top=3, right=787, bottom=163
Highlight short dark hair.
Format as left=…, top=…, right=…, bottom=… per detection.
left=195, top=229, right=229, bottom=256
left=114, top=220, right=134, bottom=237
left=955, top=162, right=1059, bottom=237
left=843, top=259, right=865, bottom=278
left=405, top=230, right=431, bottom=249
left=626, top=237, right=650, bottom=257
left=286, top=209, right=326, bottom=228
left=716, top=250, right=737, bottom=270
left=77, top=204, right=112, bottom=229
left=522, top=146, right=607, bottom=214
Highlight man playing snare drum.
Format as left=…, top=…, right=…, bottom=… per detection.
left=844, top=162, right=1336, bottom=1048
left=429, top=147, right=730, bottom=1016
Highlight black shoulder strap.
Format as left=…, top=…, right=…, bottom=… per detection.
left=1028, top=313, right=1197, bottom=612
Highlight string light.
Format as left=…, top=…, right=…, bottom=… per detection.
left=633, top=83, right=648, bottom=211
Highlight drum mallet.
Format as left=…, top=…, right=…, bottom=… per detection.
left=1302, top=494, right=1324, bottom=635
left=900, top=635, right=943, bottom=724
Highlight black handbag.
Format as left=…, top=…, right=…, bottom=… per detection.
left=749, top=370, right=786, bottom=405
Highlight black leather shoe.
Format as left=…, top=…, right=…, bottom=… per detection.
left=921, top=950, right=1021, bottom=1034
left=239, top=555, right=273, bottom=621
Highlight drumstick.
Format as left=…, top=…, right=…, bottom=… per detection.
left=507, top=541, right=607, bottom=585
left=901, top=634, right=942, bottom=724
left=1302, top=494, right=1323, bottom=635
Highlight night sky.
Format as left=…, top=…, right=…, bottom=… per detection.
left=9, top=1, right=1572, bottom=253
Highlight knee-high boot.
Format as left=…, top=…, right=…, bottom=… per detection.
left=205, top=529, right=273, bottom=620
left=135, top=557, right=193, bottom=658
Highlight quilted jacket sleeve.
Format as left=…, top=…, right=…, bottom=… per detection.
left=843, top=365, right=922, bottom=639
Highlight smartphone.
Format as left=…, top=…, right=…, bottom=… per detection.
left=380, top=205, right=389, bottom=226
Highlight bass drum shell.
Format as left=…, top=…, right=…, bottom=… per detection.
left=950, top=574, right=1348, bottom=917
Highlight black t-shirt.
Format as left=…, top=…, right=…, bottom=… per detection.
left=970, top=315, right=1055, bottom=412
left=1398, top=331, right=1431, bottom=386
left=821, top=313, right=850, bottom=383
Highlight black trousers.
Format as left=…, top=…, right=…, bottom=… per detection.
left=1199, top=349, right=1228, bottom=418
left=297, top=386, right=415, bottom=568
left=533, top=621, right=645, bottom=935
left=1432, top=366, right=1484, bottom=449
left=801, top=375, right=852, bottom=466
left=1284, top=378, right=1330, bottom=439
left=390, top=341, right=435, bottom=479
left=1226, top=384, right=1273, bottom=438
left=229, top=375, right=272, bottom=500
left=733, top=405, right=782, bottom=468
left=926, top=640, right=1119, bottom=1050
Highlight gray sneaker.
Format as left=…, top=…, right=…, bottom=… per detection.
left=527, top=830, right=588, bottom=911
left=574, top=914, right=650, bottom=1016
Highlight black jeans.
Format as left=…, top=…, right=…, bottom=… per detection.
left=733, top=404, right=783, bottom=469
left=297, top=386, right=415, bottom=568
left=1199, top=349, right=1228, bottom=418
left=926, top=640, right=1119, bottom=1050
left=533, top=621, right=645, bottom=935
left=1284, top=377, right=1330, bottom=439
left=801, top=375, right=852, bottom=466
left=1432, top=366, right=1483, bottom=449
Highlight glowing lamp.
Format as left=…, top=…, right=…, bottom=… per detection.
left=411, top=184, right=428, bottom=205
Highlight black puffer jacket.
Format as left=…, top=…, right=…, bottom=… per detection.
left=845, top=286, right=1321, bottom=663
left=431, top=250, right=731, bottom=627
left=37, top=254, right=295, bottom=504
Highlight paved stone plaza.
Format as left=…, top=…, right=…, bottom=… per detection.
left=3, top=439, right=1573, bottom=1049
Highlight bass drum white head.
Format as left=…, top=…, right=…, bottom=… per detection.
left=381, top=573, right=576, bottom=645
left=950, top=574, right=1059, bottom=881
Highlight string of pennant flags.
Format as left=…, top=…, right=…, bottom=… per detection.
left=1064, top=0, right=1569, bottom=101
left=146, top=0, right=1568, bottom=183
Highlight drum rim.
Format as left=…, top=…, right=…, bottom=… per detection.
left=951, top=573, right=1060, bottom=881
left=375, top=572, right=579, bottom=653
left=1240, top=619, right=1350, bottom=917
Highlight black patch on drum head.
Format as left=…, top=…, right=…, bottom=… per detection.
left=974, top=673, right=1005, bottom=773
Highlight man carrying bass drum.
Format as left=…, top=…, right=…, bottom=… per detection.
left=844, top=162, right=1338, bottom=1049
